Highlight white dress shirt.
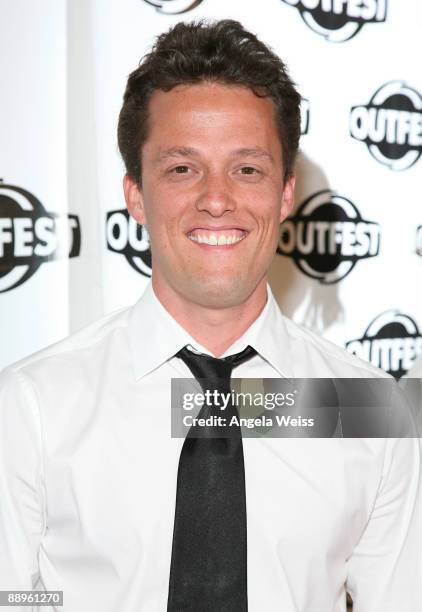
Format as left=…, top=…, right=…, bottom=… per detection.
left=0, top=282, right=420, bottom=612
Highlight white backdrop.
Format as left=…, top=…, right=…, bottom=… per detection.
left=1, top=0, right=421, bottom=378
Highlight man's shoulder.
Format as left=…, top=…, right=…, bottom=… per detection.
left=283, top=315, right=391, bottom=379
left=3, top=305, right=132, bottom=380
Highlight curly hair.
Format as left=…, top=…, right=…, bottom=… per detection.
left=117, top=19, right=301, bottom=184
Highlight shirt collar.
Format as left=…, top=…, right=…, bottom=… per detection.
left=128, top=280, right=293, bottom=379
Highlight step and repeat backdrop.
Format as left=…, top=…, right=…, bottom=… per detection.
left=1, top=0, right=421, bottom=377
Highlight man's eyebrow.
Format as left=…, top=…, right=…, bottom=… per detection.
left=155, top=146, right=274, bottom=164
left=232, top=148, right=274, bottom=161
left=155, top=147, right=200, bottom=163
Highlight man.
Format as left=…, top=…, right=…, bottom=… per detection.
left=0, top=19, right=420, bottom=612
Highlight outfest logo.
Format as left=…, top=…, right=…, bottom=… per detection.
left=346, top=311, right=422, bottom=378
left=0, top=182, right=81, bottom=293
left=142, top=0, right=203, bottom=13
left=281, top=0, right=387, bottom=42
left=106, top=208, right=152, bottom=277
left=277, top=189, right=380, bottom=284
left=350, top=81, right=422, bottom=171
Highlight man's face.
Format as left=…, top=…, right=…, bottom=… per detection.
left=124, top=82, right=295, bottom=308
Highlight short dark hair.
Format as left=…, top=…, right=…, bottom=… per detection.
left=117, top=19, right=301, bottom=184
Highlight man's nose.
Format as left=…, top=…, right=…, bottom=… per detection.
left=195, top=173, right=236, bottom=216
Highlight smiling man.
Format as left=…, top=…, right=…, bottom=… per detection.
left=0, top=19, right=421, bottom=612
left=122, top=80, right=294, bottom=354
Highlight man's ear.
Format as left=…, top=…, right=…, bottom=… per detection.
left=123, top=175, right=147, bottom=225
left=279, top=174, right=295, bottom=223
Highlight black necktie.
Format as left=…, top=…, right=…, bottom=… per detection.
left=167, top=345, right=257, bottom=612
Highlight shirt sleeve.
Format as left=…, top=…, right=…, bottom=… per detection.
left=0, top=367, right=45, bottom=591
left=346, top=435, right=422, bottom=612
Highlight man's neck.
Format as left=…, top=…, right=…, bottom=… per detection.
left=151, top=277, right=268, bottom=357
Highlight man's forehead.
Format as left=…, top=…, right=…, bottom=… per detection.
left=143, top=83, right=283, bottom=165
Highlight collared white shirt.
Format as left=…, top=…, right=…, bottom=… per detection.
left=0, top=282, right=420, bottom=612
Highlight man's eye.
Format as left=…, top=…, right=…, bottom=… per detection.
left=240, top=166, right=259, bottom=175
left=172, top=166, right=190, bottom=174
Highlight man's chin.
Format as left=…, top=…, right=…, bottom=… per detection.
left=182, top=276, right=253, bottom=309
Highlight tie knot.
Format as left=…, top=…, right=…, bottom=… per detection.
left=223, top=345, right=257, bottom=368
left=175, top=345, right=257, bottom=391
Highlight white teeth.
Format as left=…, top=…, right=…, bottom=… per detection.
left=188, top=232, right=246, bottom=246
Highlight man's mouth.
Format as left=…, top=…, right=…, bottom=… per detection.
left=187, top=227, right=248, bottom=246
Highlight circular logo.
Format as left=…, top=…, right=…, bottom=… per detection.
left=106, top=209, right=152, bottom=277
left=350, top=81, right=422, bottom=171
left=142, top=0, right=203, bottom=14
left=0, top=182, right=81, bottom=293
left=281, top=0, right=387, bottom=42
left=277, top=190, right=380, bottom=284
left=346, top=311, right=422, bottom=379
